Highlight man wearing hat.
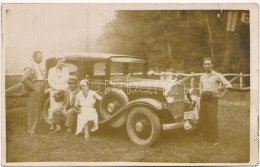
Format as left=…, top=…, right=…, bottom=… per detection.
left=51, top=75, right=79, bottom=133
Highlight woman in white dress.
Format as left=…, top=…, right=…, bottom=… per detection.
left=74, top=80, right=102, bottom=140
left=48, top=56, right=70, bottom=131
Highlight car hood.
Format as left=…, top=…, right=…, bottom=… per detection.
left=109, top=78, right=178, bottom=90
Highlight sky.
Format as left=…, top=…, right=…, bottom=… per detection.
left=3, top=4, right=115, bottom=73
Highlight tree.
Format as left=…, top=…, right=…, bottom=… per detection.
left=98, top=10, right=250, bottom=73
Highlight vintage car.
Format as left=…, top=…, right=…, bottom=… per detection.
left=42, top=53, right=199, bottom=146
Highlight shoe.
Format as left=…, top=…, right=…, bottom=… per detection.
left=28, top=132, right=35, bottom=136
left=50, top=125, right=54, bottom=131
left=50, top=128, right=61, bottom=134
left=213, top=142, right=219, bottom=146
left=67, top=128, right=72, bottom=134
left=90, top=124, right=98, bottom=132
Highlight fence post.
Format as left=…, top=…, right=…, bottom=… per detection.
left=240, top=73, right=243, bottom=89
left=190, top=72, right=194, bottom=88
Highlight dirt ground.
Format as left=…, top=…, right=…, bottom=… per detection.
left=4, top=91, right=250, bottom=163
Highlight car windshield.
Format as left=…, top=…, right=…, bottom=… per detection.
left=110, top=57, right=146, bottom=81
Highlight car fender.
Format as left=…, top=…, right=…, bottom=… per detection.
left=98, top=98, right=167, bottom=127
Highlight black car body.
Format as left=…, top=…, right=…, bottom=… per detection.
left=43, top=52, right=200, bottom=146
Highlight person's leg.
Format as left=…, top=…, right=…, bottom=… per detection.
left=83, top=122, right=90, bottom=139
left=27, top=90, right=37, bottom=135
left=51, top=108, right=63, bottom=133
left=56, top=124, right=61, bottom=131
left=49, top=95, right=56, bottom=130
left=66, top=108, right=76, bottom=133
left=90, top=111, right=98, bottom=132
left=27, top=82, right=43, bottom=135
left=198, top=96, right=209, bottom=138
left=207, top=98, right=219, bottom=144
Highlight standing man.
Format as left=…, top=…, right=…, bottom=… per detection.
left=199, top=57, right=232, bottom=146
left=21, top=51, right=44, bottom=136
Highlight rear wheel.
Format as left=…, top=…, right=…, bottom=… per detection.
left=126, top=107, right=161, bottom=146
left=43, top=98, right=52, bottom=125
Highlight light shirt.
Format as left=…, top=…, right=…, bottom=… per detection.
left=33, top=62, right=44, bottom=80
left=48, top=66, right=70, bottom=92
left=200, top=70, right=232, bottom=94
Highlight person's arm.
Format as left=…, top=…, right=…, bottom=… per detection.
left=61, top=67, right=70, bottom=90
left=63, top=91, right=69, bottom=109
left=199, top=76, right=203, bottom=95
left=94, top=92, right=102, bottom=101
left=21, top=67, right=35, bottom=91
left=73, top=94, right=81, bottom=113
left=218, top=73, right=232, bottom=90
left=48, top=68, right=58, bottom=90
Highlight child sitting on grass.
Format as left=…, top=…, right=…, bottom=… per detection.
left=74, top=80, right=102, bottom=140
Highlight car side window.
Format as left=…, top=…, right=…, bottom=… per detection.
left=93, top=62, right=106, bottom=79
left=111, top=62, right=124, bottom=76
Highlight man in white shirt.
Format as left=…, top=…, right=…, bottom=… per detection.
left=199, top=58, right=232, bottom=146
left=21, top=51, right=44, bottom=135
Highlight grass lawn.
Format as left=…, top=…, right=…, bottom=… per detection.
left=5, top=91, right=250, bottom=163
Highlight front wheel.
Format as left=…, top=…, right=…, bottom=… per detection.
left=126, top=107, right=161, bottom=146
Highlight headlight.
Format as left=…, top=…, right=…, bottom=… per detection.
left=186, top=88, right=197, bottom=101
left=165, top=83, right=184, bottom=103
left=166, top=96, right=174, bottom=103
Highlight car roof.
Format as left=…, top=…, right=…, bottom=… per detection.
left=46, top=52, right=147, bottom=61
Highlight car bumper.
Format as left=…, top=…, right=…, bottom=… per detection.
left=162, top=118, right=199, bottom=131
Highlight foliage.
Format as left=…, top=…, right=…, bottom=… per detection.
left=98, top=10, right=250, bottom=73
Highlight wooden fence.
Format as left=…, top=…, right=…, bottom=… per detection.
left=158, top=72, right=250, bottom=91
left=5, top=72, right=250, bottom=97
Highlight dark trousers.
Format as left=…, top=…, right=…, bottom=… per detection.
left=52, top=107, right=77, bottom=127
left=199, top=93, right=218, bottom=142
left=27, top=82, right=44, bottom=134
left=65, top=108, right=77, bottom=127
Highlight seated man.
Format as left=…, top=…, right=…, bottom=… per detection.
left=51, top=75, right=79, bottom=133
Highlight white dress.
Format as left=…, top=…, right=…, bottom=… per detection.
left=75, top=90, right=99, bottom=135
left=47, top=67, right=70, bottom=120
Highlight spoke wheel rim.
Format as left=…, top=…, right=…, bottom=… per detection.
left=130, top=113, right=152, bottom=140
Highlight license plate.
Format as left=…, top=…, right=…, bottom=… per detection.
left=184, top=111, right=194, bottom=120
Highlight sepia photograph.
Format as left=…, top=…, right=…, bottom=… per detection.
left=1, top=3, right=259, bottom=166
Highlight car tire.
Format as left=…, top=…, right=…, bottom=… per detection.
left=43, top=97, right=52, bottom=125
left=126, top=106, right=161, bottom=146
left=100, top=87, right=129, bottom=120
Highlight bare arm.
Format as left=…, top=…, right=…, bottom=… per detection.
left=94, top=92, right=102, bottom=101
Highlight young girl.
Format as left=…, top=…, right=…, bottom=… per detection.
left=74, top=80, right=102, bottom=140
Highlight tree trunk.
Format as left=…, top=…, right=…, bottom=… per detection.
left=162, top=22, right=173, bottom=68
left=206, top=11, right=214, bottom=58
